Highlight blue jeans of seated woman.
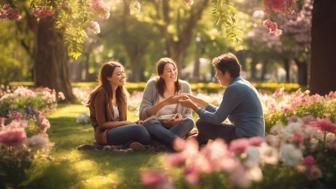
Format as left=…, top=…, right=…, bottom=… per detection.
left=106, top=124, right=151, bottom=145
left=143, top=118, right=194, bottom=148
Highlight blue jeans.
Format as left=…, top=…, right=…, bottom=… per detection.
left=106, top=124, right=151, bottom=145
left=143, top=118, right=194, bottom=148
left=196, top=119, right=237, bottom=144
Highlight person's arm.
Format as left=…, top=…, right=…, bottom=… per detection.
left=139, top=80, right=182, bottom=119
left=94, top=91, right=133, bottom=129
left=196, top=86, right=242, bottom=125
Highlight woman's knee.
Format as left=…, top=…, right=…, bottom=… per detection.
left=196, top=119, right=207, bottom=130
left=132, top=125, right=151, bottom=144
left=182, top=118, right=194, bottom=131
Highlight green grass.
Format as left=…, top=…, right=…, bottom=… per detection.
left=24, top=104, right=163, bottom=189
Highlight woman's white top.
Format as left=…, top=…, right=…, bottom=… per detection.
left=156, top=96, right=177, bottom=117
left=112, top=105, right=119, bottom=120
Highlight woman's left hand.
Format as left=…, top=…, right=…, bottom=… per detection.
left=161, top=113, right=183, bottom=127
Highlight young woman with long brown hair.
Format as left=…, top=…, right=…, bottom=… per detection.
left=87, top=61, right=150, bottom=147
left=139, top=58, right=194, bottom=150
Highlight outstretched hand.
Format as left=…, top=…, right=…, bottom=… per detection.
left=178, top=97, right=198, bottom=110
left=165, top=94, right=189, bottom=105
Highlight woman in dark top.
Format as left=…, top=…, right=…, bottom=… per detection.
left=179, top=53, right=265, bottom=144
left=87, top=61, right=150, bottom=147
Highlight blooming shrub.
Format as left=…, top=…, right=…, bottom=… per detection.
left=0, top=111, right=53, bottom=188
left=142, top=117, right=336, bottom=188
left=262, top=89, right=336, bottom=132
left=0, top=86, right=62, bottom=117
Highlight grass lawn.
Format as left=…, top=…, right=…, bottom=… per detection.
left=24, top=104, right=163, bottom=189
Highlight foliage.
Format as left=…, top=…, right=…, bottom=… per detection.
left=142, top=116, right=336, bottom=189
left=0, top=110, right=53, bottom=188
left=0, top=86, right=62, bottom=117
left=262, top=89, right=336, bottom=132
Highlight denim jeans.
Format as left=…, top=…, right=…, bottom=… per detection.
left=195, top=119, right=237, bottom=144
left=106, top=124, right=151, bottom=145
left=143, top=118, right=194, bottom=148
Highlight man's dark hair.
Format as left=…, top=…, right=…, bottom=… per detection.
left=212, top=53, right=241, bottom=78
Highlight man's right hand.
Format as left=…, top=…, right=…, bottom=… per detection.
left=187, top=94, right=208, bottom=108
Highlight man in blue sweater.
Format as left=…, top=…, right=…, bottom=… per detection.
left=179, top=53, right=265, bottom=144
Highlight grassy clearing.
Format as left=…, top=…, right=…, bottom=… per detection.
left=24, top=104, right=163, bottom=189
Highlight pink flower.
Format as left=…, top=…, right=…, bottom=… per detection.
left=88, top=21, right=101, bottom=34
left=184, top=167, right=199, bottom=184
left=229, top=166, right=251, bottom=188
left=249, top=137, right=264, bottom=146
left=307, top=165, right=322, bottom=180
left=173, top=137, right=186, bottom=151
left=263, top=19, right=283, bottom=36
left=167, top=153, right=186, bottom=167
left=264, top=0, right=295, bottom=14
left=8, top=111, right=22, bottom=121
left=291, top=133, right=304, bottom=143
left=229, top=138, right=250, bottom=153
left=32, top=7, right=54, bottom=18
left=0, top=128, right=26, bottom=146
left=314, top=118, right=336, bottom=134
left=0, top=4, right=22, bottom=20
left=89, top=0, right=110, bottom=19
left=142, top=170, right=167, bottom=187
left=302, top=155, right=315, bottom=168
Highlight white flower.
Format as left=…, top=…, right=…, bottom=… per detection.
left=280, top=144, right=303, bottom=166
left=76, top=112, right=91, bottom=124
left=252, top=10, right=265, bottom=19
left=247, top=166, right=263, bottom=182
left=25, top=134, right=50, bottom=149
left=259, top=143, right=279, bottom=165
left=244, top=146, right=260, bottom=168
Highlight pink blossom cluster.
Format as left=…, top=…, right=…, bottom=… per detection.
left=0, top=127, right=26, bottom=146
left=143, top=116, right=336, bottom=188
left=264, top=0, right=296, bottom=15
left=263, top=19, right=283, bottom=36
left=89, top=0, right=110, bottom=20
left=0, top=4, right=21, bottom=20
left=88, top=21, right=101, bottom=34
left=261, top=88, right=336, bottom=116
left=32, top=6, right=55, bottom=18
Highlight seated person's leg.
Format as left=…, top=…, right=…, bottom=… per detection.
left=196, top=119, right=236, bottom=145
left=170, top=118, right=194, bottom=138
left=106, top=124, right=151, bottom=145
left=143, top=120, right=176, bottom=148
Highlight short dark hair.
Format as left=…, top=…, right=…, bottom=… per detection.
left=212, top=53, right=241, bottom=78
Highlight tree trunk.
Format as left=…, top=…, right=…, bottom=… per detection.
left=310, top=0, right=336, bottom=95
left=260, top=61, right=268, bottom=81
left=34, top=17, right=76, bottom=102
left=250, top=59, right=257, bottom=81
left=129, top=56, right=142, bottom=82
left=295, top=59, right=308, bottom=86
left=193, top=56, right=201, bottom=82
left=283, top=58, right=290, bottom=82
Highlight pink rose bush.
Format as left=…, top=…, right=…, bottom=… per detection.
left=142, top=89, right=336, bottom=188
left=142, top=116, right=336, bottom=188
left=262, top=89, right=336, bottom=132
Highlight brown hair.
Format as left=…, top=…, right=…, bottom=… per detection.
left=212, top=53, right=241, bottom=78
left=87, top=61, right=128, bottom=120
left=156, top=57, right=180, bottom=97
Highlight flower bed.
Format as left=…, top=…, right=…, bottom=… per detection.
left=142, top=117, right=336, bottom=188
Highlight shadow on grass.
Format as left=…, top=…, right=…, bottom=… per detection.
left=24, top=104, right=163, bottom=189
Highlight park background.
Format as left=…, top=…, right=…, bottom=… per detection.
left=0, top=0, right=336, bottom=189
